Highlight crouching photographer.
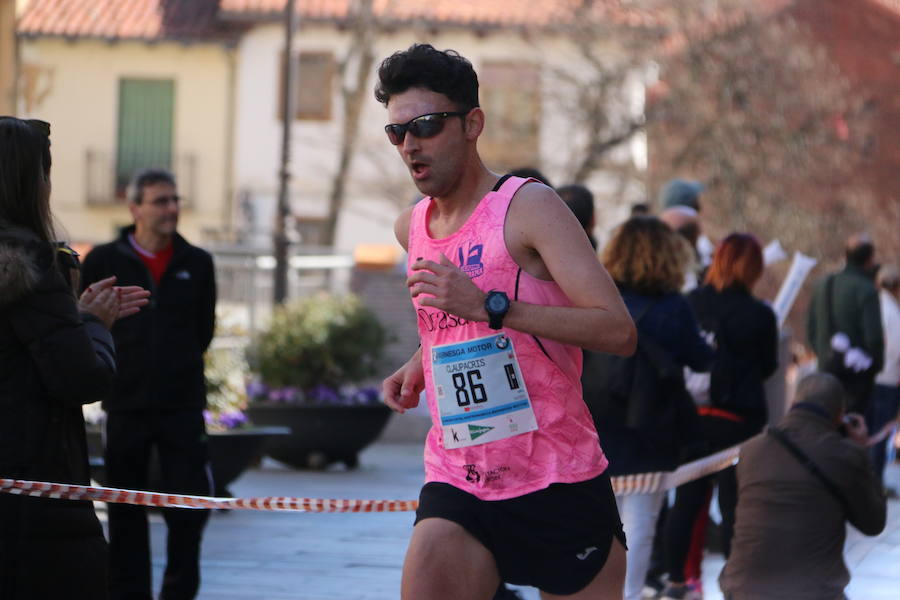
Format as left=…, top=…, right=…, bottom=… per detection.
left=719, top=372, right=886, bottom=600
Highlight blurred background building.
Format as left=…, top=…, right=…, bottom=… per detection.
left=12, top=0, right=657, bottom=251
left=6, top=0, right=899, bottom=338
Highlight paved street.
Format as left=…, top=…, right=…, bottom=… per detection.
left=99, top=441, right=900, bottom=600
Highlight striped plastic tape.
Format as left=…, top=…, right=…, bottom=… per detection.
left=0, top=444, right=741, bottom=510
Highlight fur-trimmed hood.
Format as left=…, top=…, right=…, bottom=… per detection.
left=0, top=229, right=43, bottom=308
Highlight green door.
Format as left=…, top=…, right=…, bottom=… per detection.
left=116, top=79, right=174, bottom=193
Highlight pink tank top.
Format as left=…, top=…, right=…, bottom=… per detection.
left=408, top=176, right=608, bottom=500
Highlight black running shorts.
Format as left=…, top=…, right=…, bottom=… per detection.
left=414, top=472, right=627, bottom=595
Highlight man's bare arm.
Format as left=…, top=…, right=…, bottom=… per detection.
left=510, top=184, right=635, bottom=354
left=394, top=204, right=414, bottom=252
left=381, top=206, right=426, bottom=414
left=382, top=346, right=424, bottom=413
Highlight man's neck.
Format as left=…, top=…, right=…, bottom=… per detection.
left=132, top=228, right=172, bottom=254
left=430, top=160, right=498, bottom=221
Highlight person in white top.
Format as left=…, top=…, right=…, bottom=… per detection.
left=868, top=265, right=900, bottom=495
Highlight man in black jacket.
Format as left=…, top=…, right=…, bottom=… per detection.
left=82, top=168, right=216, bottom=600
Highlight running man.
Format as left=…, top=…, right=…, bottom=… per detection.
left=378, top=44, right=636, bottom=600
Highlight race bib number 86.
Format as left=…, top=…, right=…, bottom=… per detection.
left=431, top=333, right=538, bottom=449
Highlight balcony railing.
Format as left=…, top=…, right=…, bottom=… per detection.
left=85, top=149, right=196, bottom=207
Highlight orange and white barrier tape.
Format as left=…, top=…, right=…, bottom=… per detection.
left=610, top=443, right=741, bottom=496
left=0, top=444, right=741, bottom=510
left=0, top=479, right=418, bottom=512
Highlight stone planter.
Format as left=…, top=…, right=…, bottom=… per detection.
left=244, top=403, right=393, bottom=470
left=207, top=426, right=290, bottom=496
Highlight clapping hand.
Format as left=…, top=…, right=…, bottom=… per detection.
left=113, top=284, right=151, bottom=319
left=80, top=276, right=151, bottom=328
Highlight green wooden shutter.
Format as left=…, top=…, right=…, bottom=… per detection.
left=116, top=79, right=174, bottom=191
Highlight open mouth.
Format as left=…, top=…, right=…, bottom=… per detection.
left=410, top=160, right=430, bottom=179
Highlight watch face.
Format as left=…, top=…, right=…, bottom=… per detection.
left=487, top=293, right=508, bottom=313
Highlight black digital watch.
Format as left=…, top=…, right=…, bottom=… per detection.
left=484, top=290, right=510, bottom=330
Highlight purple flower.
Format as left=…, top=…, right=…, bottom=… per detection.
left=250, top=383, right=382, bottom=406
left=205, top=408, right=249, bottom=430
left=348, top=386, right=381, bottom=405
left=307, top=385, right=342, bottom=405
left=267, top=386, right=300, bottom=403
left=219, top=410, right=248, bottom=429
left=246, top=380, right=269, bottom=399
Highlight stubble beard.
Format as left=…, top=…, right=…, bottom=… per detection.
left=412, top=159, right=464, bottom=200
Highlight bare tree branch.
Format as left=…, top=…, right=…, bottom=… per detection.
left=323, top=0, right=377, bottom=247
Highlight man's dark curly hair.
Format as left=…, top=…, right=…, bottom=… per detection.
left=374, top=44, right=479, bottom=111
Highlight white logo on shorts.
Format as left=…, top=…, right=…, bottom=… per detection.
left=576, top=546, right=598, bottom=560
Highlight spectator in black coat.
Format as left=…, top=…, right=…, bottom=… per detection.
left=0, top=116, right=148, bottom=599
left=661, top=233, right=778, bottom=600
left=583, top=216, right=713, bottom=600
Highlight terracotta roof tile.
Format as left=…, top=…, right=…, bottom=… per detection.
left=19, top=0, right=235, bottom=41
left=17, top=0, right=668, bottom=41
left=218, top=0, right=661, bottom=29
left=20, top=1, right=846, bottom=48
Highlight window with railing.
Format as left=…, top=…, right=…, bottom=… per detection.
left=278, top=51, right=335, bottom=121
left=86, top=149, right=195, bottom=207
left=478, top=61, right=541, bottom=170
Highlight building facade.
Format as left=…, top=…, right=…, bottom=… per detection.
left=18, top=0, right=652, bottom=250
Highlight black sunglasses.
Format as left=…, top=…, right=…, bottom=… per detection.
left=0, top=116, right=51, bottom=138
left=147, top=194, right=181, bottom=207
left=384, top=111, right=469, bottom=145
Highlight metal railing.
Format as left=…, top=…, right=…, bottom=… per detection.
left=84, top=149, right=197, bottom=207
left=210, top=244, right=354, bottom=336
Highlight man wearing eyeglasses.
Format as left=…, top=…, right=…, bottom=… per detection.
left=377, top=44, right=636, bottom=600
left=81, top=168, right=216, bottom=600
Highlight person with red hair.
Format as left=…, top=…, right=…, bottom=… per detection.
left=661, top=234, right=778, bottom=600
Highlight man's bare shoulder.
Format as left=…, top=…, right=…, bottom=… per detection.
left=507, top=181, right=583, bottom=237
left=511, top=179, right=558, bottom=203
left=394, top=203, right=417, bottom=251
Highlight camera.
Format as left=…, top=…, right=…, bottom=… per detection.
left=838, top=414, right=862, bottom=438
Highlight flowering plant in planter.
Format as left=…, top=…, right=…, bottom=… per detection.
left=245, top=293, right=387, bottom=403
left=204, top=345, right=250, bottom=431
left=243, top=293, right=390, bottom=469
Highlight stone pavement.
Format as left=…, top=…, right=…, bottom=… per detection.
left=102, top=442, right=900, bottom=600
